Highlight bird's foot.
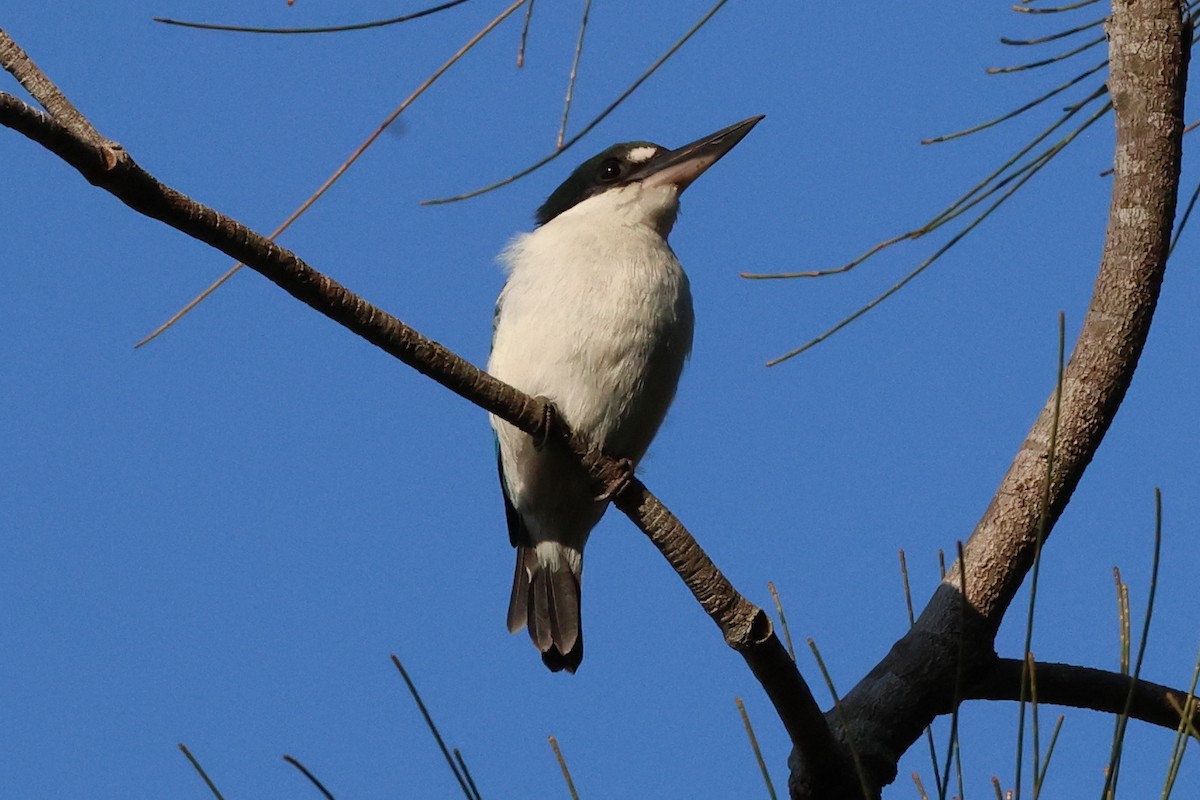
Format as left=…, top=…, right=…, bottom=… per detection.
left=532, top=396, right=559, bottom=451
left=594, top=456, right=635, bottom=503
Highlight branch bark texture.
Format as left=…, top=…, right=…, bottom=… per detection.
left=0, top=26, right=840, bottom=779
left=2, top=5, right=1194, bottom=796
left=789, top=2, right=1188, bottom=796
left=969, top=658, right=1200, bottom=733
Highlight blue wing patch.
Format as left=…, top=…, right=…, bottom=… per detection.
left=497, top=448, right=529, bottom=549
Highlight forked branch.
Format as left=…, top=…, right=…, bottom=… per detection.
left=791, top=1, right=1189, bottom=796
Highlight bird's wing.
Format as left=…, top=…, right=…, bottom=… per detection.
left=489, top=292, right=503, bottom=353
left=496, top=448, right=529, bottom=549
left=491, top=287, right=530, bottom=549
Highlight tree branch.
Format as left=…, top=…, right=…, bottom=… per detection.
left=0, top=26, right=842, bottom=779
left=0, top=30, right=113, bottom=153
left=968, top=658, right=1200, bottom=733
left=792, top=1, right=1189, bottom=796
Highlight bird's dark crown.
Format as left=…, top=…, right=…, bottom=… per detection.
left=535, top=141, right=667, bottom=226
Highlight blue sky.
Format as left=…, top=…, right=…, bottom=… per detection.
left=3, top=2, right=1198, bottom=797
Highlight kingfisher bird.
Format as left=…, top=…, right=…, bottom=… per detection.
left=488, top=115, right=763, bottom=672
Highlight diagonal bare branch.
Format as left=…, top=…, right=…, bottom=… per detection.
left=134, top=0, right=528, bottom=348
left=282, top=755, right=337, bottom=800
left=556, top=0, right=593, bottom=149
left=0, top=31, right=112, bottom=149
left=421, top=0, right=733, bottom=205
left=0, top=25, right=843, bottom=784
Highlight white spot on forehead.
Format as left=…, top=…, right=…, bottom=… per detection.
left=626, top=145, right=658, bottom=164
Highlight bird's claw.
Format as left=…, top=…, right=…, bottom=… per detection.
left=532, top=396, right=559, bottom=451
left=595, top=457, right=634, bottom=503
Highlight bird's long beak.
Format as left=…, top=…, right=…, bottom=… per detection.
left=633, top=115, right=764, bottom=192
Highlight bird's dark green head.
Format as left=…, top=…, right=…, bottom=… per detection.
left=532, top=116, right=764, bottom=227
left=534, top=141, right=666, bottom=226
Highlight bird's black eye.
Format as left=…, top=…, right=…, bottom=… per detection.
left=596, top=158, right=622, bottom=183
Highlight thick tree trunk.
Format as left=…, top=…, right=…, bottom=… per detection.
left=789, top=1, right=1188, bottom=796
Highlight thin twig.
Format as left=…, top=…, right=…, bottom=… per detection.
left=1033, top=715, right=1064, bottom=798
left=422, top=0, right=732, bottom=204
left=1168, top=175, right=1200, bottom=255
left=1014, top=312, right=1066, bottom=800
left=930, top=81, right=1108, bottom=228
left=937, top=542, right=969, bottom=800
left=744, top=83, right=1110, bottom=280
left=987, top=32, right=1105, bottom=74
left=548, top=736, right=581, bottom=800
left=898, top=550, right=916, bottom=628
left=453, top=749, right=484, bottom=800
left=134, top=0, right=528, bottom=347
left=154, top=0, right=471, bottom=34
left=954, top=737, right=965, bottom=800
left=763, top=101, right=1109, bottom=365
left=767, top=581, right=795, bottom=662
left=1000, top=14, right=1106, bottom=45
left=283, top=754, right=337, bottom=800
left=922, top=58, right=1106, bottom=144
left=1166, top=694, right=1200, bottom=741
left=808, top=639, right=872, bottom=800
left=1028, top=653, right=1041, bottom=798
left=557, top=0, right=592, bottom=149
left=391, top=654, right=475, bottom=799
left=736, top=698, right=778, bottom=800
left=900, top=549, right=944, bottom=785
left=178, top=743, right=226, bottom=800
left=516, top=0, right=535, bottom=66
left=1014, top=0, right=1102, bottom=13
left=1102, top=489, right=1164, bottom=798
left=1114, top=567, right=1130, bottom=675
left=1161, top=647, right=1200, bottom=797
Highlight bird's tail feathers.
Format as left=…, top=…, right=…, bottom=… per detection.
left=508, top=545, right=583, bottom=673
